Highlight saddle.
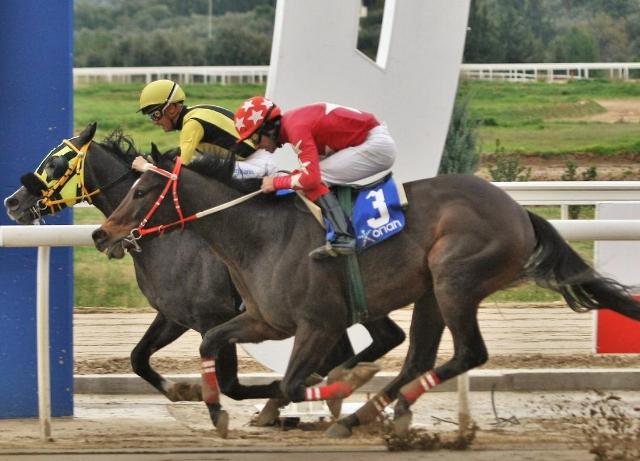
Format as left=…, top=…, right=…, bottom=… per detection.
left=298, top=174, right=408, bottom=251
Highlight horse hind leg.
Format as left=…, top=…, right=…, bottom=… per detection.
left=327, top=290, right=445, bottom=438
left=130, top=313, right=199, bottom=401
left=392, top=239, right=513, bottom=436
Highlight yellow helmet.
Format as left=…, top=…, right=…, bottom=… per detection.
left=138, top=80, right=186, bottom=113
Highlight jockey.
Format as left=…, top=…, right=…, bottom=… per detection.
left=132, top=79, right=275, bottom=178
left=234, top=96, right=397, bottom=259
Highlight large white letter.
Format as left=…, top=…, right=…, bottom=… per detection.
left=267, top=0, right=470, bottom=182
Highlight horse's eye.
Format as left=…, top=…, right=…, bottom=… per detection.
left=133, top=189, right=145, bottom=199
left=44, top=157, right=69, bottom=180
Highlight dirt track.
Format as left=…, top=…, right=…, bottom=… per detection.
left=72, top=305, right=640, bottom=375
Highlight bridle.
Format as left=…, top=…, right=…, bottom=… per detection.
left=123, top=157, right=261, bottom=252
left=33, top=139, right=133, bottom=218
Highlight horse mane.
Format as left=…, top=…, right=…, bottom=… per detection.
left=99, top=129, right=141, bottom=165
left=182, top=151, right=262, bottom=193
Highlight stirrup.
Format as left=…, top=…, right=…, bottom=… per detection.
left=309, top=241, right=338, bottom=260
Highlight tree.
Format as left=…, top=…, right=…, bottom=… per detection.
left=496, top=0, right=545, bottom=63
left=550, top=27, right=599, bottom=62
left=463, top=0, right=501, bottom=63
left=591, top=12, right=631, bottom=62
left=438, top=96, right=479, bottom=175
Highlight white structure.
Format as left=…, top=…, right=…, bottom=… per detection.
left=460, top=62, right=640, bottom=82
left=266, top=0, right=470, bottom=183
left=595, top=203, right=640, bottom=286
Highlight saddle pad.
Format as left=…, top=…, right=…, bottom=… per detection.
left=353, top=176, right=405, bottom=250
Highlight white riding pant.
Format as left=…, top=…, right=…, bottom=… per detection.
left=319, top=123, right=397, bottom=186
left=232, top=148, right=278, bottom=179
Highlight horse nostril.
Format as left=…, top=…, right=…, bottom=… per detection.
left=92, top=228, right=106, bottom=242
left=5, top=197, right=18, bottom=209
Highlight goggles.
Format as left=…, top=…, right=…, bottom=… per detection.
left=146, top=106, right=166, bottom=122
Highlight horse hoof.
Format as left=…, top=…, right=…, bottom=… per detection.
left=326, top=398, right=343, bottom=419
left=253, top=398, right=285, bottom=426
left=214, top=410, right=230, bottom=438
left=393, top=411, right=412, bottom=438
left=326, top=421, right=352, bottom=438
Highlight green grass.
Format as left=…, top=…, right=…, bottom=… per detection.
left=480, top=123, right=640, bottom=155
left=74, top=207, right=150, bottom=307
left=72, top=80, right=625, bottom=307
left=459, top=79, right=640, bottom=155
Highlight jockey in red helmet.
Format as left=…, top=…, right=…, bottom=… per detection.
left=234, top=96, right=397, bottom=259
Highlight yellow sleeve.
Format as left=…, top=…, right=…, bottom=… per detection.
left=179, top=120, right=205, bottom=164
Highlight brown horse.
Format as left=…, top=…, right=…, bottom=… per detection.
left=92, top=151, right=640, bottom=438
left=4, top=124, right=406, bottom=430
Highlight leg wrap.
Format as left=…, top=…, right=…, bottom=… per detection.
left=399, top=370, right=440, bottom=405
left=201, top=357, right=220, bottom=404
left=305, top=381, right=352, bottom=401
left=354, top=391, right=392, bottom=425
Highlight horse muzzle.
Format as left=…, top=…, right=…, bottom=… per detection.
left=4, top=190, right=43, bottom=225
left=92, top=226, right=128, bottom=259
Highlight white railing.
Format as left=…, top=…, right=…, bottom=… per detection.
left=3, top=181, right=640, bottom=440
left=73, top=66, right=270, bottom=86
left=460, top=62, right=640, bottom=82
left=72, top=63, right=640, bottom=86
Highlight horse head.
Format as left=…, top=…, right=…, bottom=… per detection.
left=4, top=122, right=97, bottom=224
left=92, top=146, right=183, bottom=259
left=92, top=148, right=249, bottom=259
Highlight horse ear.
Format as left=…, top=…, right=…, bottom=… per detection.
left=149, top=143, right=162, bottom=164
left=78, top=122, right=98, bottom=145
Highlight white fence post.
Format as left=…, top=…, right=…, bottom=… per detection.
left=36, top=246, right=52, bottom=442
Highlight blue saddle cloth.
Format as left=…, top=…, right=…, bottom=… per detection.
left=279, top=176, right=406, bottom=252
left=351, top=176, right=405, bottom=251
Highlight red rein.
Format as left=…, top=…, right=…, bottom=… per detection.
left=134, top=157, right=197, bottom=238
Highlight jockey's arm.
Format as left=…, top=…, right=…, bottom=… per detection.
left=178, top=120, right=205, bottom=164
left=271, top=133, right=324, bottom=192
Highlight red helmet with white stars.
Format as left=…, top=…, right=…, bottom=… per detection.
left=234, top=96, right=281, bottom=142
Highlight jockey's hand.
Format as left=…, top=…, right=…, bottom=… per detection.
left=261, top=176, right=276, bottom=193
left=132, top=156, right=151, bottom=172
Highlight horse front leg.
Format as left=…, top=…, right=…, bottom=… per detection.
left=323, top=316, right=405, bottom=418
left=279, top=322, right=380, bottom=408
left=199, top=312, right=286, bottom=438
left=130, top=313, right=199, bottom=401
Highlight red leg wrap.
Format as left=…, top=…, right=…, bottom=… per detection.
left=399, top=370, right=440, bottom=405
left=201, top=357, right=220, bottom=404
left=305, top=381, right=352, bottom=401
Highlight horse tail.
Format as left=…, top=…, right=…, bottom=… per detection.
left=525, top=210, right=640, bottom=320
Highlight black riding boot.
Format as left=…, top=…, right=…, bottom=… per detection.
left=309, top=193, right=356, bottom=259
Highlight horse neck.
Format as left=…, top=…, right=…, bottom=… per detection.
left=84, top=144, right=136, bottom=217
left=177, top=170, right=280, bottom=266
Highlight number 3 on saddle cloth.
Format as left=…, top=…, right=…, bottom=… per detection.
left=334, top=174, right=407, bottom=251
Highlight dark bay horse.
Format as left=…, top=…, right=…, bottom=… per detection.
left=93, top=150, right=640, bottom=438
left=4, top=123, right=405, bottom=428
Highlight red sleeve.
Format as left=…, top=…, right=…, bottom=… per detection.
left=272, top=127, right=324, bottom=192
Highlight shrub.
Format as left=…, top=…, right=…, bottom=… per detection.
left=438, top=96, right=480, bottom=175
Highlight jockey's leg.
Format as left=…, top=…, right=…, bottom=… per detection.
left=233, top=148, right=277, bottom=179
left=309, top=192, right=356, bottom=259
left=319, top=124, right=397, bottom=186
